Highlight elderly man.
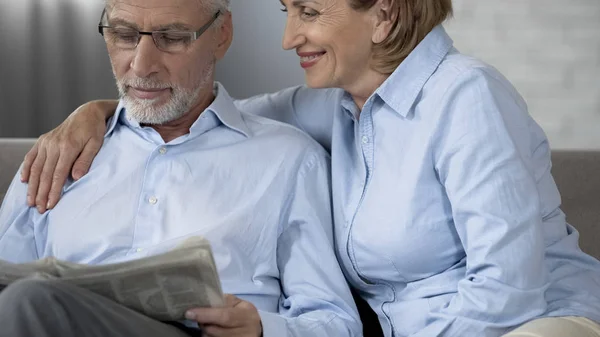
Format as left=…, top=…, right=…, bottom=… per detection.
left=0, top=0, right=361, bottom=336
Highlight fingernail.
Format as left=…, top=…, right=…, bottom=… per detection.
left=185, top=311, right=196, bottom=320
left=27, top=196, right=33, bottom=206
left=37, top=206, right=44, bottom=214
left=46, top=201, right=52, bottom=209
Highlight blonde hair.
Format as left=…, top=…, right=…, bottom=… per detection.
left=348, top=0, right=453, bottom=74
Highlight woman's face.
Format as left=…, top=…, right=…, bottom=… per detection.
left=280, top=0, right=378, bottom=90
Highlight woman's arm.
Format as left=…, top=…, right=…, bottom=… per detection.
left=23, top=86, right=341, bottom=213
left=414, top=68, right=550, bottom=337
left=22, top=100, right=117, bottom=213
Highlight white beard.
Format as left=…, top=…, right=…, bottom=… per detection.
left=116, top=62, right=214, bottom=125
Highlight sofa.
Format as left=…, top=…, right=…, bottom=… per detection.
left=1, top=138, right=599, bottom=336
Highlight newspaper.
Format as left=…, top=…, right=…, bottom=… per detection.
left=0, top=236, right=224, bottom=321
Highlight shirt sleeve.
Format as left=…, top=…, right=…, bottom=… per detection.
left=259, top=149, right=363, bottom=337
left=0, top=168, right=42, bottom=263
left=233, top=86, right=341, bottom=152
left=415, top=68, right=551, bottom=337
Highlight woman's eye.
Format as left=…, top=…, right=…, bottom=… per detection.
left=300, top=7, right=318, bottom=18
left=280, top=7, right=288, bottom=12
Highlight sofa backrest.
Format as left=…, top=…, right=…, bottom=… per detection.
left=551, top=151, right=600, bottom=258
left=0, top=139, right=598, bottom=258
left=1, top=138, right=599, bottom=337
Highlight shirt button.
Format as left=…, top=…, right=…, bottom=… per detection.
left=148, top=196, right=158, bottom=205
left=361, top=136, right=369, bottom=144
left=159, top=147, right=167, bottom=155
left=136, top=248, right=144, bottom=253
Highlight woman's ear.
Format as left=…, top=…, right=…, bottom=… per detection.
left=372, top=0, right=396, bottom=44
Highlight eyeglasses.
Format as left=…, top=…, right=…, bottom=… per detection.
left=98, top=9, right=221, bottom=53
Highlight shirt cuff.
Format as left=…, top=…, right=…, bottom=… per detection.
left=258, top=310, right=290, bottom=337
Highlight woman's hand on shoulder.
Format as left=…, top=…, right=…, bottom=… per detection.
left=21, top=100, right=118, bottom=213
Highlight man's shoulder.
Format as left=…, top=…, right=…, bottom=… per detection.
left=241, top=111, right=330, bottom=160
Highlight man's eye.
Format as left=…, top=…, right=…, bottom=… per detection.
left=280, top=7, right=288, bottom=12
left=159, top=34, right=190, bottom=44
left=112, top=29, right=138, bottom=42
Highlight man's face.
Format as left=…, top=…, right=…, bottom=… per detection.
left=104, top=0, right=231, bottom=124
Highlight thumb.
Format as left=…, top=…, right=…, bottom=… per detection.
left=72, top=141, right=101, bottom=180
left=224, top=294, right=242, bottom=307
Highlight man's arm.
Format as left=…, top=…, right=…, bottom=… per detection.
left=0, top=168, right=43, bottom=263
left=188, top=148, right=362, bottom=337
left=259, top=149, right=361, bottom=337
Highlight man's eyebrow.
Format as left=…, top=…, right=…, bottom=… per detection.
left=155, top=22, right=193, bottom=31
left=106, top=17, right=192, bottom=32
left=107, top=17, right=140, bottom=30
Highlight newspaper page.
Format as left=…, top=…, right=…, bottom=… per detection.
left=0, top=257, right=61, bottom=288
left=0, top=236, right=224, bottom=320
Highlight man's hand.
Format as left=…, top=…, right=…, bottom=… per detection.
left=185, top=294, right=263, bottom=337
left=21, top=100, right=117, bottom=213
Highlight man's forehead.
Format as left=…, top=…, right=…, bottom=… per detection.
left=109, top=0, right=206, bottom=10
left=108, top=0, right=207, bottom=27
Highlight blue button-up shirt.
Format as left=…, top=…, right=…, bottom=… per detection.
left=235, top=26, right=600, bottom=336
left=0, top=83, right=362, bottom=337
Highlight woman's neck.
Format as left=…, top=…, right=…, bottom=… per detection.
left=345, top=69, right=390, bottom=111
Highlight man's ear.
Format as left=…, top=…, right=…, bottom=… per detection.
left=372, top=0, right=396, bottom=44
left=215, top=11, right=233, bottom=61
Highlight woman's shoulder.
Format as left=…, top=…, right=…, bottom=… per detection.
left=428, top=48, right=521, bottom=100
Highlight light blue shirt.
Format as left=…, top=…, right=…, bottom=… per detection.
left=0, top=83, right=362, bottom=337
left=234, top=26, right=600, bottom=336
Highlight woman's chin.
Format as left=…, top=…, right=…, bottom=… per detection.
left=304, top=74, right=335, bottom=90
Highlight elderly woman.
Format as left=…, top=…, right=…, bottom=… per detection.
left=20, top=0, right=600, bottom=336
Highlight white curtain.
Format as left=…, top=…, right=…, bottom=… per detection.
left=0, top=0, right=117, bottom=137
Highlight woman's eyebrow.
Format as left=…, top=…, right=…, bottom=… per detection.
left=281, top=0, right=320, bottom=8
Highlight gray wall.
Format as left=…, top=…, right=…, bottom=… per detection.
left=0, top=0, right=116, bottom=138
left=216, top=1, right=304, bottom=98
left=1, top=0, right=598, bottom=149
left=446, top=0, right=600, bottom=149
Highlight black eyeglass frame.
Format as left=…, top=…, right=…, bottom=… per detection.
left=97, top=9, right=222, bottom=51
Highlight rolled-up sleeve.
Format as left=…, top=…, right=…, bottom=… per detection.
left=260, top=150, right=362, bottom=337
left=417, top=68, right=550, bottom=337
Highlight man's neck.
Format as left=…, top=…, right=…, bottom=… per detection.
left=145, top=89, right=216, bottom=143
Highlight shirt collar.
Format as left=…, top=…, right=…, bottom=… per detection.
left=105, top=81, right=251, bottom=138
left=206, top=82, right=251, bottom=137
left=375, top=25, right=454, bottom=117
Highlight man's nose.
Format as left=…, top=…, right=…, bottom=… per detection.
left=130, top=35, right=162, bottom=78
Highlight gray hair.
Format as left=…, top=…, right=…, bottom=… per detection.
left=207, top=0, right=230, bottom=13
left=104, top=0, right=231, bottom=20
left=205, top=0, right=230, bottom=28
